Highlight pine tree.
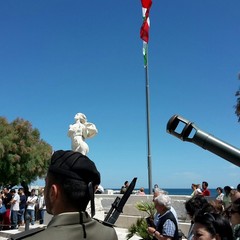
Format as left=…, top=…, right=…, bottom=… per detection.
left=0, top=117, right=52, bottom=187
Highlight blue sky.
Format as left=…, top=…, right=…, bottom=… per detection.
left=1, top=1, right=240, bottom=191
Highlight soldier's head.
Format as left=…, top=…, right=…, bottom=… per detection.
left=45, top=150, right=100, bottom=216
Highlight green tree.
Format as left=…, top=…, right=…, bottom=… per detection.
left=127, top=201, right=156, bottom=240
left=235, top=73, right=240, bottom=121
left=0, top=117, right=52, bottom=187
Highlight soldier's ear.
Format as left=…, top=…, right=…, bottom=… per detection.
left=50, top=184, right=59, bottom=202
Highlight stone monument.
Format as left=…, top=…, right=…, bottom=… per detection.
left=68, top=113, right=98, bottom=155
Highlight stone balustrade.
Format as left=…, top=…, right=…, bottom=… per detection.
left=94, top=194, right=191, bottom=236
left=43, top=194, right=192, bottom=237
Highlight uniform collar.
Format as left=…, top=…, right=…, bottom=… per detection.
left=48, top=211, right=91, bottom=227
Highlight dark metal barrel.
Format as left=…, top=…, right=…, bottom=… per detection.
left=167, top=114, right=240, bottom=167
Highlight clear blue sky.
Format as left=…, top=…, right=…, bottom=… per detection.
left=1, top=1, right=240, bottom=190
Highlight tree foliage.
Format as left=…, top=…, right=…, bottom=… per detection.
left=127, top=201, right=155, bottom=240
left=235, top=73, right=240, bottom=122
left=0, top=117, right=52, bottom=187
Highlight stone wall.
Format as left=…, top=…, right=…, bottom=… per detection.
left=96, top=194, right=191, bottom=221
left=95, top=193, right=191, bottom=236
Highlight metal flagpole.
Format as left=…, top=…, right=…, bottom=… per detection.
left=145, top=44, right=152, bottom=194
left=140, top=0, right=153, bottom=194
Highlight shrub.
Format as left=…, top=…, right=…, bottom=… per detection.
left=126, top=201, right=156, bottom=240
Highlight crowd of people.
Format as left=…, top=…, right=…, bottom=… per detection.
left=17, top=150, right=117, bottom=240
left=0, top=186, right=46, bottom=230
left=147, top=181, right=240, bottom=240
left=191, top=181, right=211, bottom=197
left=0, top=151, right=240, bottom=240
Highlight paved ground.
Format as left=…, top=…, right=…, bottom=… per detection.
left=0, top=225, right=141, bottom=240
left=115, top=227, right=141, bottom=240
left=0, top=226, right=187, bottom=239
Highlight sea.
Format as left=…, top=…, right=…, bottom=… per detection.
left=110, top=188, right=217, bottom=196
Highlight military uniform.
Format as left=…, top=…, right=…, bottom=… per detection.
left=11, top=150, right=119, bottom=240
left=24, top=212, right=118, bottom=240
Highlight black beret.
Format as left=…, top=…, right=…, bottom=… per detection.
left=48, top=150, right=100, bottom=185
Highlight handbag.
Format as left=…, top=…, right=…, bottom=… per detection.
left=0, top=204, right=7, bottom=215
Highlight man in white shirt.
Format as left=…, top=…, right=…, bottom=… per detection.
left=26, top=189, right=38, bottom=225
left=10, top=189, right=20, bottom=229
left=38, top=188, right=46, bottom=224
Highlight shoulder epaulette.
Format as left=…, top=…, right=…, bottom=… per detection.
left=8, top=227, right=46, bottom=240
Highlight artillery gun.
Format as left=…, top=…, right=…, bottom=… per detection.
left=166, top=114, right=240, bottom=167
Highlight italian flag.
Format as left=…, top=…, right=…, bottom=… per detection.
left=140, top=0, right=152, bottom=67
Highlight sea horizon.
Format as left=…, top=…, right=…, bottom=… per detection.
left=107, top=188, right=218, bottom=196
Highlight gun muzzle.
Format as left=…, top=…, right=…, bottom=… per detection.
left=166, top=115, right=240, bottom=167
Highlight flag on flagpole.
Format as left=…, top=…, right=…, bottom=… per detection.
left=140, top=0, right=152, bottom=67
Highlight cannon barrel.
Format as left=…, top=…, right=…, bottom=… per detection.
left=166, top=114, right=240, bottom=167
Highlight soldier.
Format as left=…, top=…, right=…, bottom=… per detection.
left=23, top=150, right=117, bottom=240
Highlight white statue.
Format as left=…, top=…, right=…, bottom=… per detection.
left=68, top=113, right=98, bottom=155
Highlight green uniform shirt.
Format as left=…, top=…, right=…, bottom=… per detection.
left=24, top=212, right=118, bottom=240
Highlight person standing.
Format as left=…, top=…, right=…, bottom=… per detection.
left=202, top=181, right=211, bottom=196
left=193, top=212, right=233, bottom=240
left=24, top=150, right=117, bottom=240
left=185, top=195, right=215, bottom=240
left=38, top=188, right=46, bottom=224
left=223, top=186, right=232, bottom=209
left=26, top=189, right=38, bottom=225
left=120, top=181, right=129, bottom=194
left=153, top=187, right=178, bottom=226
left=237, top=184, right=240, bottom=193
left=95, top=185, right=104, bottom=194
left=229, top=198, right=240, bottom=240
left=10, top=189, right=20, bottom=229
left=136, top=187, right=146, bottom=195
left=230, top=186, right=240, bottom=203
left=216, top=187, right=224, bottom=202
left=2, top=187, right=12, bottom=229
left=191, top=184, right=202, bottom=196
left=18, top=188, right=27, bottom=226
left=0, top=198, right=6, bottom=230
left=148, top=194, right=179, bottom=240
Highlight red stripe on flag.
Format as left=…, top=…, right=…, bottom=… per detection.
left=140, top=0, right=152, bottom=43
left=140, top=21, right=150, bottom=43
left=141, top=0, right=152, bottom=9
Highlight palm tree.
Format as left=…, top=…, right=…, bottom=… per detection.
left=126, top=201, right=156, bottom=240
